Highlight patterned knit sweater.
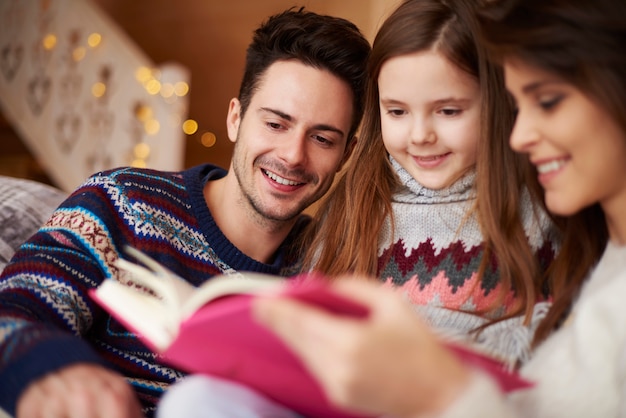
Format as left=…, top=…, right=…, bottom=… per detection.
left=0, top=164, right=307, bottom=417
left=378, top=159, right=558, bottom=366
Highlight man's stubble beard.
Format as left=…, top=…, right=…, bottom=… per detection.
left=232, top=150, right=308, bottom=226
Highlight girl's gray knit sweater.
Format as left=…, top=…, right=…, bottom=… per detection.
left=378, top=158, right=558, bottom=367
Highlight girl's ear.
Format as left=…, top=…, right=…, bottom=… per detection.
left=226, top=98, right=242, bottom=144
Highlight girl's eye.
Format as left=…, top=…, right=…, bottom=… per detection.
left=386, top=109, right=406, bottom=117
left=440, top=108, right=461, bottom=117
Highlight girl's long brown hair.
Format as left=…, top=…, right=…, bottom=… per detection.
left=479, top=0, right=624, bottom=344
left=298, top=0, right=551, bottom=323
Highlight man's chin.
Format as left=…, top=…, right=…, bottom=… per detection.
left=260, top=208, right=304, bottom=223
left=249, top=201, right=305, bottom=223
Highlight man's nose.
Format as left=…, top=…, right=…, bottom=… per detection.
left=277, top=131, right=308, bottom=166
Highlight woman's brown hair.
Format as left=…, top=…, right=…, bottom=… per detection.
left=479, top=0, right=624, bottom=343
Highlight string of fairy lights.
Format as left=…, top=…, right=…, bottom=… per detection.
left=39, top=30, right=217, bottom=168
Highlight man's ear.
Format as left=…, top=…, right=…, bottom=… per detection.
left=337, top=136, right=358, bottom=172
left=226, top=98, right=242, bottom=143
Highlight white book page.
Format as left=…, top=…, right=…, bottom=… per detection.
left=116, top=247, right=285, bottom=324
left=180, top=273, right=285, bottom=319
left=94, top=279, right=178, bottom=352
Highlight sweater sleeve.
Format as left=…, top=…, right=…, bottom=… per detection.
left=0, top=173, right=124, bottom=415
left=434, top=244, right=626, bottom=418
left=433, top=371, right=515, bottom=418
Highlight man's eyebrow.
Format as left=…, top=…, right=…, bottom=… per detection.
left=313, top=124, right=345, bottom=138
left=259, top=107, right=346, bottom=137
left=260, top=107, right=292, bottom=121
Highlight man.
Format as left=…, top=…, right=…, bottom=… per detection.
left=0, top=8, right=369, bottom=418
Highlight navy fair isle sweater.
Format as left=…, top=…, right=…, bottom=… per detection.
left=0, top=164, right=307, bottom=417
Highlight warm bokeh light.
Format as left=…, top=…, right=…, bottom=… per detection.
left=135, top=66, right=152, bottom=83
left=134, top=142, right=151, bottom=159
left=87, top=33, right=102, bottom=48
left=201, top=132, right=217, bottom=148
left=43, top=34, right=57, bottom=50
left=160, top=82, right=175, bottom=98
left=182, top=119, right=198, bottom=135
left=91, top=82, right=106, bottom=98
left=144, top=119, right=160, bottom=135
left=131, top=159, right=147, bottom=168
left=145, top=79, right=161, bottom=95
left=174, top=81, right=189, bottom=97
left=73, top=46, right=86, bottom=61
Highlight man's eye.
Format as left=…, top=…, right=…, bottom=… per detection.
left=313, top=135, right=331, bottom=145
left=267, top=122, right=283, bottom=130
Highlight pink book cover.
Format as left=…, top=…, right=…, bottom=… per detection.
left=162, top=280, right=371, bottom=418
left=92, top=277, right=532, bottom=418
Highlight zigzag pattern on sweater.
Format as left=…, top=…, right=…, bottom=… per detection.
left=378, top=238, right=518, bottom=314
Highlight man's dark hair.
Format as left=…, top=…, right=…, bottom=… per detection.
left=238, top=7, right=370, bottom=143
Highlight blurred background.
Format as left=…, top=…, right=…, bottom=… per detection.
left=0, top=0, right=401, bottom=191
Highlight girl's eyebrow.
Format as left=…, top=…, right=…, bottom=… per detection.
left=432, top=97, right=472, bottom=106
left=379, top=97, right=472, bottom=106
left=379, top=97, right=405, bottom=104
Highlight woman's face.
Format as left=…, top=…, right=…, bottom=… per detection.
left=505, top=58, right=626, bottom=226
left=378, top=50, right=481, bottom=190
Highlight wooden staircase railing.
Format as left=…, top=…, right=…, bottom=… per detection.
left=0, top=0, right=189, bottom=192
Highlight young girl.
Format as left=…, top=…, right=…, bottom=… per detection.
left=255, top=0, right=626, bottom=416
left=299, top=0, right=556, bottom=366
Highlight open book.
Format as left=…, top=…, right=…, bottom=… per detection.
left=90, top=247, right=532, bottom=418
left=91, top=246, right=289, bottom=353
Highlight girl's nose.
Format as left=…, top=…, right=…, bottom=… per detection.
left=410, top=118, right=436, bottom=145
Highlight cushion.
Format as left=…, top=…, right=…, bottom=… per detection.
left=0, top=176, right=67, bottom=272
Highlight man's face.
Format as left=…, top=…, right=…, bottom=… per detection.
left=227, top=59, right=354, bottom=223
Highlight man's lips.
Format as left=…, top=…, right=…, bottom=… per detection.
left=262, top=169, right=305, bottom=186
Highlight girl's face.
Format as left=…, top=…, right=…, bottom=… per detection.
left=378, top=50, right=481, bottom=190
left=504, top=58, right=626, bottom=227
